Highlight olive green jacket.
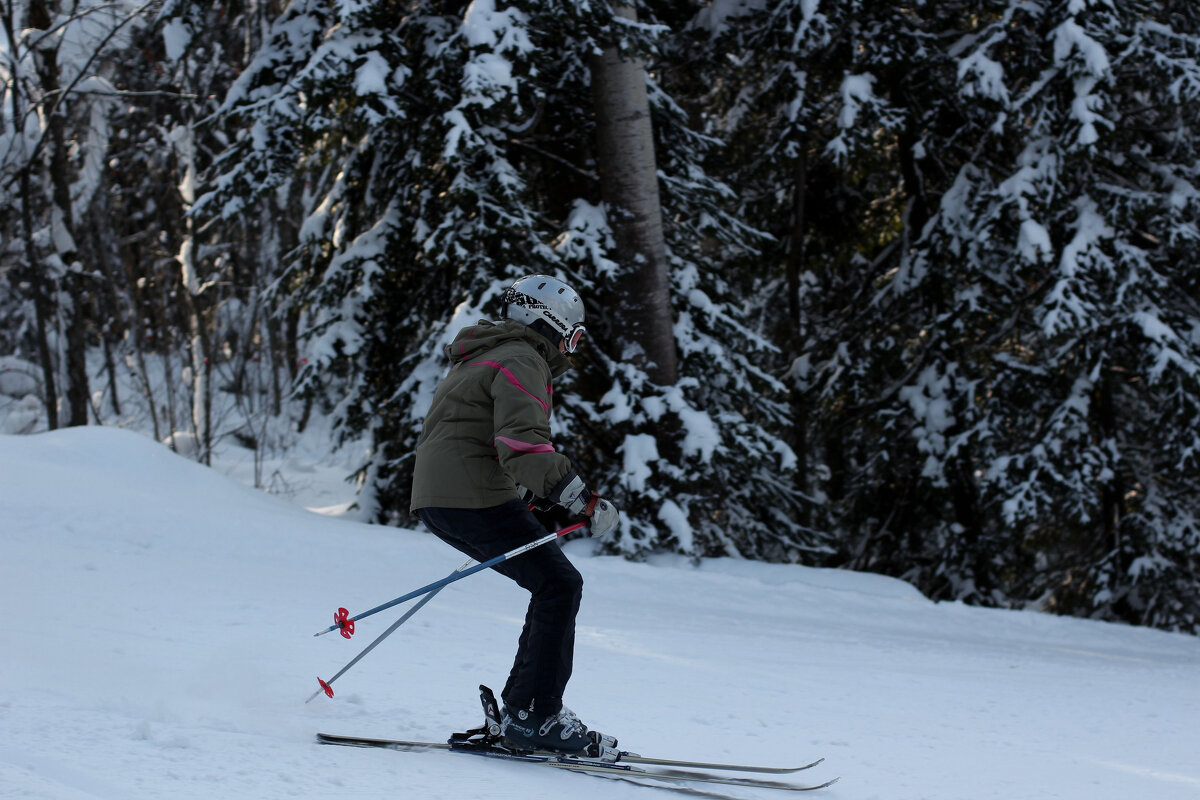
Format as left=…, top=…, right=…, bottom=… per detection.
left=410, top=319, right=573, bottom=511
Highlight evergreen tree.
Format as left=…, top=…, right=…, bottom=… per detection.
left=578, top=0, right=821, bottom=559
left=945, top=0, right=1200, bottom=629
left=191, top=0, right=815, bottom=559
left=693, top=0, right=913, bottom=557
left=0, top=1, right=138, bottom=427
left=700, top=0, right=1200, bottom=629
left=157, top=0, right=330, bottom=460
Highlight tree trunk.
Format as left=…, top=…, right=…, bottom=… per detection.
left=174, top=123, right=212, bottom=464
left=4, top=2, right=58, bottom=429
left=87, top=180, right=125, bottom=418
left=787, top=148, right=809, bottom=518
left=62, top=272, right=91, bottom=426
left=18, top=165, right=60, bottom=430
left=36, top=26, right=89, bottom=427
left=786, top=148, right=807, bottom=332
left=180, top=236, right=213, bottom=465
left=589, top=2, right=677, bottom=386
left=1096, top=370, right=1124, bottom=564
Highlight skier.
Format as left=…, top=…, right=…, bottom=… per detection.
left=411, top=274, right=620, bottom=755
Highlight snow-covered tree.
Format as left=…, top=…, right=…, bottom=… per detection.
left=1, top=0, right=152, bottom=428
left=697, top=1, right=1200, bottom=629
left=190, top=0, right=815, bottom=559
left=925, top=0, right=1200, bottom=630
left=148, top=1, right=312, bottom=463
left=692, top=0, right=913, bottom=551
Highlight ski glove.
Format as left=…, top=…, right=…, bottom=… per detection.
left=586, top=496, right=619, bottom=539
left=549, top=472, right=620, bottom=538
left=549, top=472, right=590, bottom=515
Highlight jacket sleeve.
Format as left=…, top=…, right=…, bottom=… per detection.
left=484, top=353, right=572, bottom=496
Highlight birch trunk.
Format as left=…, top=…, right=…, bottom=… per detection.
left=174, top=127, right=212, bottom=464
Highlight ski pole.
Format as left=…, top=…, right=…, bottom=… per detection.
left=308, top=558, right=474, bottom=702
left=312, top=520, right=588, bottom=638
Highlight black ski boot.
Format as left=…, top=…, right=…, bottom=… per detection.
left=501, top=701, right=618, bottom=758
left=465, top=685, right=618, bottom=759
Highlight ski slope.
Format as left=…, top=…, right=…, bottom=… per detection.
left=1, top=427, right=1198, bottom=799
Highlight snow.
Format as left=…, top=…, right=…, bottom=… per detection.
left=1018, top=218, right=1052, bottom=263
left=53, top=3, right=141, bottom=88
left=1041, top=197, right=1111, bottom=336
left=898, top=365, right=957, bottom=485
left=1134, top=309, right=1198, bottom=382
left=161, top=18, right=191, bottom=61
left=442, top=109, right=478, bottom=158
left=0, top=356, right=39, bottom=399
left=461, top=52, right=516, bottom=106
left=457, top=0, right=531, bottom=110
left=1053, top=18, right=1111, bottom=79
left=600, top=379, right=634, bottom=424
left=1069, top=76, right=1109, bottom=146
left=70, top=77, right=118, bottom=220
left=691, top=0, right=768, bottom=33
left=663, top=384, right=720, bottom=462
left=354, top=50, right=390, bottom=96
left=825, top=74, right=879, bottom=161
left=2, top=426, right=1200, bottom=800
left=554, top=199, right=620, bottom=279
left=957, top=46, right=1009, bottom=104
left=463, top=1, right=532, bottom=53
left=656, top=500, right=693, bottom=552
left=619, top=433, right=659, bottom=493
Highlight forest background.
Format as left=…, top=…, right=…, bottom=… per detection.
left=2, top=0, right=1198, bottom=634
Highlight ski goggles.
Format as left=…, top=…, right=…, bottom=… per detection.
left=565, top=323, right=586, bottom=354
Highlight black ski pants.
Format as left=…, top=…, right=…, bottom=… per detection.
left=417, top=500, right=582, bottom=716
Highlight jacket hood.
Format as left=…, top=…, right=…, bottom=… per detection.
left=445, top=319, right=572, bottom=377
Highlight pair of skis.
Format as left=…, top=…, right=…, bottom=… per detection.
left=315, top=731, right=838, bottom=792
left=316, top=686, right=837, bottom=793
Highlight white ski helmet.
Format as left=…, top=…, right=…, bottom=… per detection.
left=501, top=274, right=587, bottom=353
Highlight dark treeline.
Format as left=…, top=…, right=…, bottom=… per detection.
left=2, top=1, right=1198, bottom=632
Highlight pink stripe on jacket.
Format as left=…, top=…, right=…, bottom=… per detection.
left=494, top=436, right=555, bottom=454
left=471, top=360, right=550, bottom=416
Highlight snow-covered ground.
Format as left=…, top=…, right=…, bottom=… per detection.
left=2, top=426, right=1198, bottom=800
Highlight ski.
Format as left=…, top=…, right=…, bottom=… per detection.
left=315, top=732, right=838, bottom=792
left=314, top=731, right=822, bottom=774
left=622, top=752, right=824, bottom=774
